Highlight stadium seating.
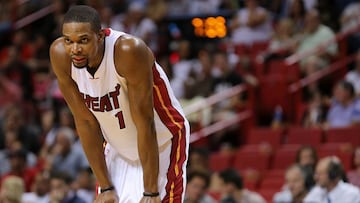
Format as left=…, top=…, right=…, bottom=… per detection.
left=286, top=127, right=323, bottom=146
left=208, top=152, right=234, bottom=172
left=257, top=74, right=291, bottom=122
left=246, top=128, right=284, bottom=148
left=233, top=144, right=273, bottom=172
left=325, top=126, right=360, bottom=146
left=271, top=144, right=302, bottom=169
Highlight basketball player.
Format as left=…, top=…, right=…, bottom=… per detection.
left=49, top=5, right=189, bottom=203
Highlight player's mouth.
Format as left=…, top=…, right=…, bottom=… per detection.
left=72, top=56, right=86, bottom=63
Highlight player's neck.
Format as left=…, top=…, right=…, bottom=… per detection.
left=88, top=39, right=105, bottom=71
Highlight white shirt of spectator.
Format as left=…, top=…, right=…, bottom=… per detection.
left=231, top=7, right=272, bottom=45
left=304, top=181, right=360, bottom=203
left=22, top=192, right=49, bottom=203
left=345, top=70, right=360, bottom=96
left=326, top=98, right=360, bottom=128
left=188, top=0, right=220, bottom=15
left=341, top=2, right=360, bottom=32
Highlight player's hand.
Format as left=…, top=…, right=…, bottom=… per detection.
left=94, top=190, right=119, bottom=203
left=139, top=196, right=161, bottom=203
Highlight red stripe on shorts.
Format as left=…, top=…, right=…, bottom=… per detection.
left=152, top=65, right=187, bottom=203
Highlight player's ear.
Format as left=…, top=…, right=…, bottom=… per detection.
left=98, top=29, right=106, bottom=42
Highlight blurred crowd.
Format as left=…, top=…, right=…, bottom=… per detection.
left=185, top=145, right=360, bottom=203
left=0, top=0, right=360, bottom=202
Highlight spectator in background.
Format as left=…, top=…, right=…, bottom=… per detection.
left=211, top=50, right=243, bottom=121
left=42, top=106, right=75, bottom=151
left=185, top=170, right=216, bottom=203
left=0, top=130, right=37, bottom=176
left=166, top=0, right=189, bottom=17
left=0, top=104, right=41, bottom=155
left=273, top=146, right=318, bottom=202
left=287, top=0, right=306, bottom=33
left=316, top=0, right=341, bottom=31
left=229, top=0, right=273, bottom=46
left=187, top=148, right=210, bottom=173
left=0, top=75, right=22, bottom=115
left=260, top=17, right=301, bottom=63
left=182, top=45, right=215, bottom=127
left=170, top=40, right=195, bottom=100
left=218, top=0, right=239, bottom=12
left=347, top=146, right=360, bottom=189
left=295, top=145, right=318, bottom=170
left=184, top=44, right=214, bottom=100
left=0, top=176, right=25, bottom=203
left=273, top=164, right=315, bottom=203
left=0, top=0, right=12, bottom=35
left=209, top=50, right=244, bottom=150
left=116, top=2, right=158, bottom=52
left=0, top=30, right=33, bottom=64
left=72, top=167, right=95, bottom=203
left=105, top=0, right=128, bottom=14
left=0, top=46, right=34, bottom=102
left=26, top=34, right=50, bottom=71
left=45, top=127, right=89, bottom=179
left=300, top=56, right=328, bottom=100
left=22, top=171, right=50, bottom=203
left=1, top=148, right=38, bottom=192
left=188, top=0, right=221, bottom=15
left=325, top=80, right=360, bottom=128
left=100, top=6, right=115, bottom=29
left=296, top=9, right=338, bottom=67
left=218, top=169, right=266, bottom=203
left=340, top=0, right=360, bottom=54
left=304, top=156, right=360, bottom=203
left=49, top=171, right=86, bottom=203
left=146, top=0, right=167, bottom=24
left=340, top=0, right=360, bottom=32
left=302, top=91, right=328, bottom=128
left=267, top=18, right=296, bottom=53
left=345, top=50, right=360, bottom=97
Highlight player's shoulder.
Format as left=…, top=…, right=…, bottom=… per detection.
left=49, top=37, right=71, bottom=73
left=50, top=37, right=67, bottom=56
left=114, top=34, right=149, bottom=55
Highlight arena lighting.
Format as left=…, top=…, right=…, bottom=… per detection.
left=191, top=16, right=227, bottom=38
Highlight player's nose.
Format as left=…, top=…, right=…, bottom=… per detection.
left=71, top=43, right=82, bottom=54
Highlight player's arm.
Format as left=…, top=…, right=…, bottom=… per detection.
left=114, top=36, right=159, bottom=194
left=49, top=38, right=112, bottom=189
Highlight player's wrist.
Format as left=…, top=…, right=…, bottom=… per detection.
left=100, top=185, right=115, bottom=193
left=143, top=191, right=159, bottom=197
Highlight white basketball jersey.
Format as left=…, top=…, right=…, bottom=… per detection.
left=71, top=29, right=189, bottom=161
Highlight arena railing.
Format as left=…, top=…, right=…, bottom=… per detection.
left=285, top=23, right=360, bottom=66
left=184, top=84, right=255, bottom=144
left=14, top=3, right=55, bottom=30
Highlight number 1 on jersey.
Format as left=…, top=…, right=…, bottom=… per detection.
left=115, top=111, right=125, bottom=129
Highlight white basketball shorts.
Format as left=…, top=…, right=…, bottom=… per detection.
left=98, top=138, right=188, bottom=203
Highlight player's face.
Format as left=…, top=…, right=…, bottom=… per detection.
left=62, top=22, right=102, bottom=68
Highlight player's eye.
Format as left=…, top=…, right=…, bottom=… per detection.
left=64, top=38, right=71, bottom=44
left=81, top=38, right=88, bottom=43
